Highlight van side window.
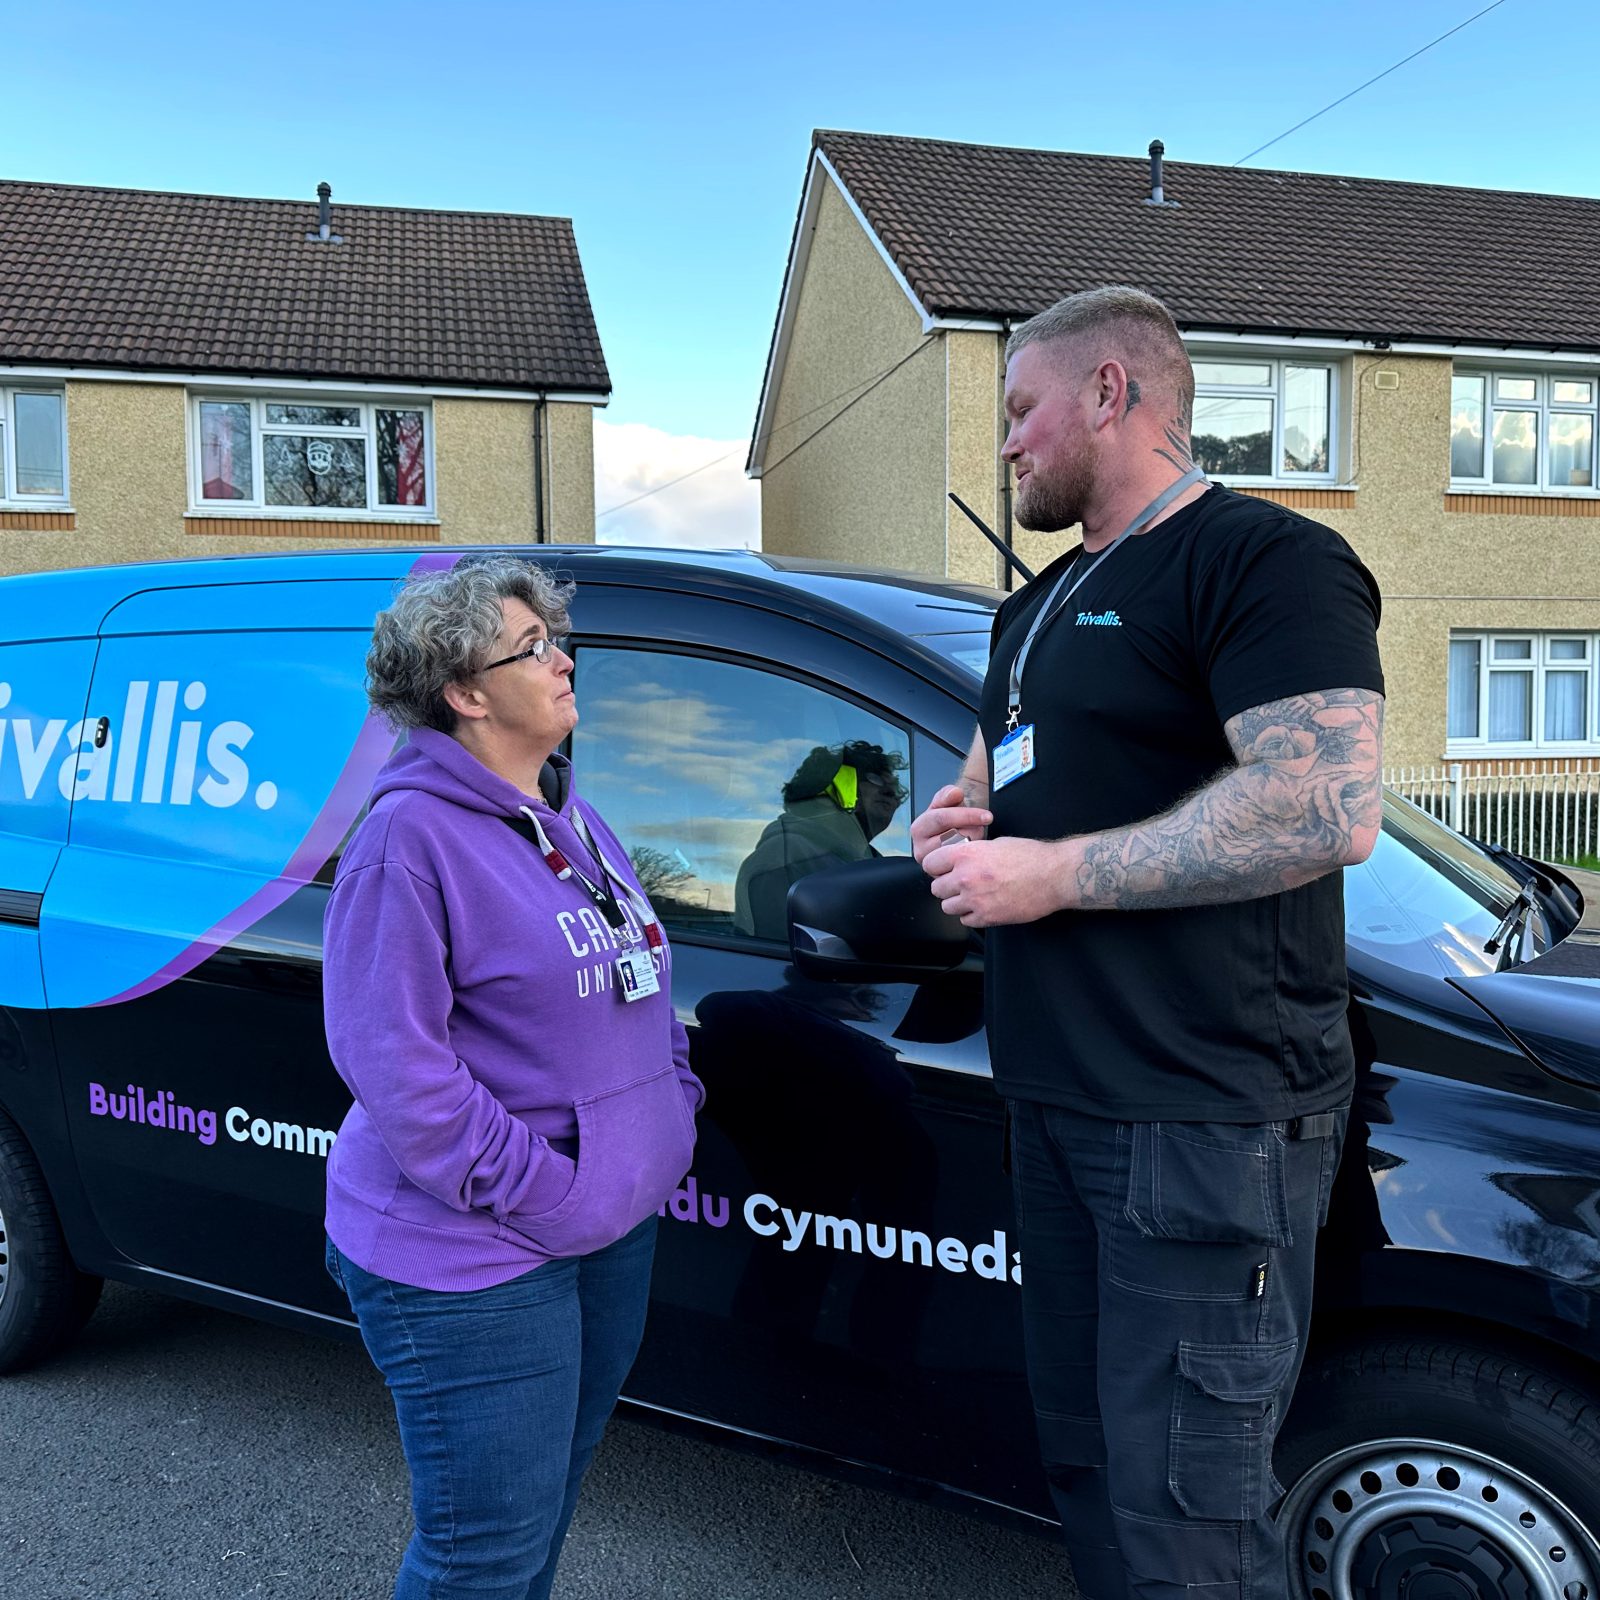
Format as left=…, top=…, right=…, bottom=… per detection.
left=572, top=648, right=912, bottom=942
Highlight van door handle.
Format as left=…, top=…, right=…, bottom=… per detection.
left=0, top=890, right=42, bottom=928
left=93, top=717, right=110, bottom=749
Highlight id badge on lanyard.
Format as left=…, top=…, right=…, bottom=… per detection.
left=615, top=945, right=660, bottom=1001
left=993, top=724, right=1036, bottom=791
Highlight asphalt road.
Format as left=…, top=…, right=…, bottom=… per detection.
left=0, top=1283, right=1074, bottom=1600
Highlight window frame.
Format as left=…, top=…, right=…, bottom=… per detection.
left=1450, top=367, right=1600, bottom=495
left=1446, top=628, right=1600, bottom=754
left=0, top=386, right=70, bottom=507
left=186, top=392, right=436, bottom=519
left=1187, top=355, right=1340, bottom=486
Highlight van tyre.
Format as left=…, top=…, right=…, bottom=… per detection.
left=0, top=1112, right=101, bottom=1373
left=1276, top=1336, right=1600, bottom=1600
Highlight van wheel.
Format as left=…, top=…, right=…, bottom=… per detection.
left=1276, top=1337, right=1600, bottom=1600
left=0, top=1112, right=101, bottom=1373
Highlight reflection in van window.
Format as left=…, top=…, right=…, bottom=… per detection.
left=572, top=649, right=912, bottom=940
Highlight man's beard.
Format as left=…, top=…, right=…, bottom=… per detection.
left=1015, top=455, right=1094, bottom=533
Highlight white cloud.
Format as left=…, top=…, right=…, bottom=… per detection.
left=592, top=418, right=760, bottom=550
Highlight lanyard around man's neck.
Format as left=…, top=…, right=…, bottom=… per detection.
left=1005, top=467, right=1206, bottom=730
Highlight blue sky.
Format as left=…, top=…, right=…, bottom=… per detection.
left=7, top=0, right=1587, bottom=538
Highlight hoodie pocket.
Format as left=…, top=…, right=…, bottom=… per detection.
left=507, top=1064, right=695, bottom=1260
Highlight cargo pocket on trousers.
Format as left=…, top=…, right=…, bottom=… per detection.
left=1125, top=1121, right=1294, bottom=1246
left=1168, top=1337, right=1299, bottom=1521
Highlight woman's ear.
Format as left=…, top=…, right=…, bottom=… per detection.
left=442, top=679, right=487, bottom=723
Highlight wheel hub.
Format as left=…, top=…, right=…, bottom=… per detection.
left=0, top=1194, right=9, bottom=1307
left=1282, top=1440, right=1598, bottom=1600
left=1350, top=1513, right=1532, bottom=1600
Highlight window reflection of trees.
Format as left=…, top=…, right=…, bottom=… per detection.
left=1193, top=430, right=1272, bottom=476
left=572, top=649, right=911, bottom=938
left=263, top=435, right=367, bottom=508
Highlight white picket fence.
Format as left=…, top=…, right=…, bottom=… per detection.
left=1384, top=762, right=1600, bottom=865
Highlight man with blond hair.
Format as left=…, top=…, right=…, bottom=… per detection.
left=911, top=286, right=1384, bottom=1598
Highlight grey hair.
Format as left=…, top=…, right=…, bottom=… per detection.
left=1006, top=285, right=1193, bottom=409
left=366, top=555, right=576, bottom=732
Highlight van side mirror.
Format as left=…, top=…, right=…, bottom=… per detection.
left=788, top=857, right=972, bottom=983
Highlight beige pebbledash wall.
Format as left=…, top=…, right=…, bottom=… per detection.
left=0, top=381, right=598, bottom=578
left=945, top=330, right=1010, bottom=587
left=757, top=173, right=945, bottom=572
left=543, top=399, right=596, bottom=539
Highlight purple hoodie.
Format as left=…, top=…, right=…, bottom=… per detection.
left=323, top=726, right=703, bottom=1291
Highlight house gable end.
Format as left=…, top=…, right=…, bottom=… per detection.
left=749, top=147, right=934, bottom=478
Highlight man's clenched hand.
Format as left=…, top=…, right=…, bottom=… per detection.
left=924, top=835, right=1073, bottom=928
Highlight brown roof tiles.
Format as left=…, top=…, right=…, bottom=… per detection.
left=815, top=130, right=1600, bottom=349
left=0, top=180, right=609, bottom=392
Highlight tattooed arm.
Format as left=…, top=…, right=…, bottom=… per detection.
left=926, top=689, right=1383, bottom=925
left=1071, top=688, right=1384, bottom=910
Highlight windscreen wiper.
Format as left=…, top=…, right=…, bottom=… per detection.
left=1484, top=884, right=1540, bottom=969
left=1479, top=842, right=1581, bottom=925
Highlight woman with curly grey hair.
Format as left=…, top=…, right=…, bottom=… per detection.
left=322, top=554, right=703, bottom=1600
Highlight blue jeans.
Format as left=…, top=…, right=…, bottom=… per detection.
left=1009, top=1101, right=1346, bottom=1600
left=326, top=1217, right=657, bottom=1600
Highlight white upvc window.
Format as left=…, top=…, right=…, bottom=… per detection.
left=188, top=395, right=434, bottom=517
left=1188, top=357, right=1338, bottom=484
left=1447, top=631, right=1600, bottom=753
left=1450, top=369, right=1598, bottom=492
left=0, top=387, right=69, bottom=506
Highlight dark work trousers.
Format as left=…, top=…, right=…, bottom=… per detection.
left=1008, top=1098, right=1347, bottom=1600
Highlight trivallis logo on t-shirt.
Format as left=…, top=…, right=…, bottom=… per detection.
left=1075, top=609, right=1122, bottom=628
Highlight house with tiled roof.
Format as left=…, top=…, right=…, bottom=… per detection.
left=751, top=130, right=1600, bottom=769
left=0, top=179, right=609, bottom=574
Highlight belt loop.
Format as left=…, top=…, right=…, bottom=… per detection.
left=1289, top=1112, right=1337, bottom=1141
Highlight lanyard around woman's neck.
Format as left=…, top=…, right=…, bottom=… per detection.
left=508, top=806, right=662, bottom=950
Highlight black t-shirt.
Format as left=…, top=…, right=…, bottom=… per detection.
left=978, top=485, right=1383, bottom=1121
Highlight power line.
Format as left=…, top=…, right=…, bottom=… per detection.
left=595, top=328, right=951, bottom=521
left=759, top=338, right=939, bottom=478
left=594, top=443, right=743, bottom=520
left=1234, top=0, right=1511, bottom=167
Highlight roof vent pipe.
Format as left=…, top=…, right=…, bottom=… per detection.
left=306, top=182, right=342, bottom=244
left=1148, top=141, right=1165, bottom=205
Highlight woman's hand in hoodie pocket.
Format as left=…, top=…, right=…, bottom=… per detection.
left=512, top=1144, right=579, bottom=1222
left=504, top=1066, right=694, bottom=1260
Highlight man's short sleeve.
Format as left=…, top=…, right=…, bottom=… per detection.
left=1199, top=514, right=1384, bottom=726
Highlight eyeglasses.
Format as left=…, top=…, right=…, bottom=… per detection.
left=860, top=773, right=909, bottom=805
left=482, top=635, right=570, bottom=672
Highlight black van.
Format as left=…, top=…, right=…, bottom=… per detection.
left=2, top=544, right=1598, bottom=1599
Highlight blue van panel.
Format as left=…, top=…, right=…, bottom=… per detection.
left=0, top=638, right=100, bottom=1008
left=40, top=612, right=389, bottom=1010
left=11, top=549, right=465, bottom=1011
left=101, top=578, right=407, bottom=636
